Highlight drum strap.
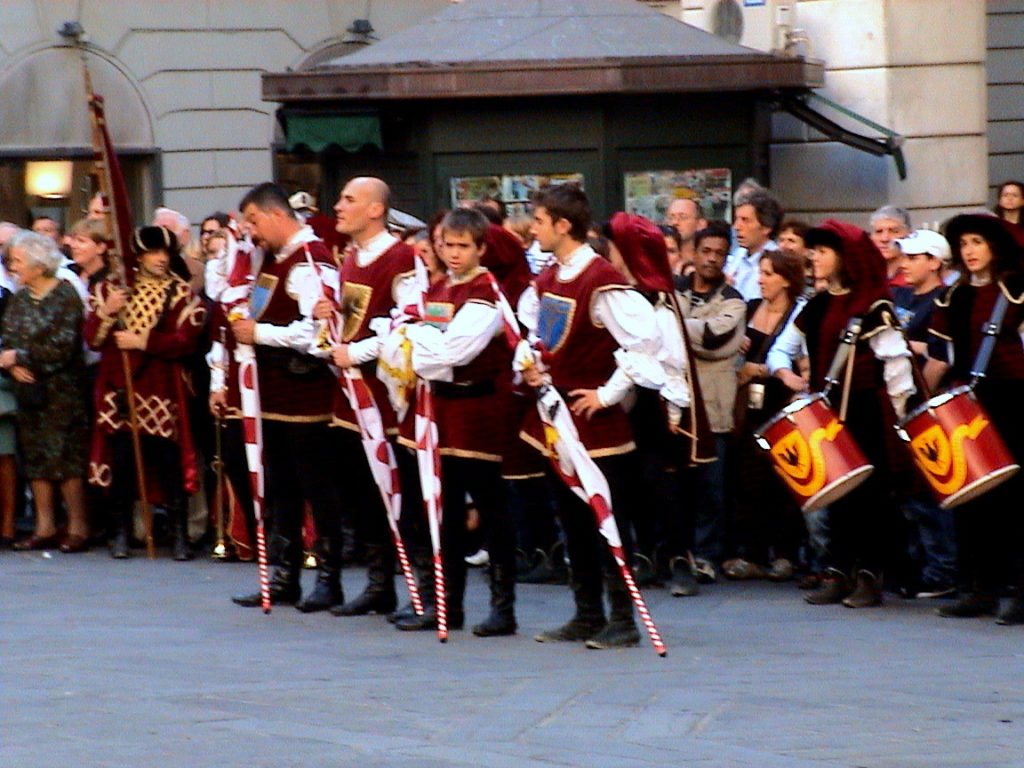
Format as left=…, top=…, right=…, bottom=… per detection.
left=969, top=292, right=1010, bottom=384
left=822, top=317, right=863, bottom=419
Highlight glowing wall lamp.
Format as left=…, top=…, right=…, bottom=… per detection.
left=26, top=160, right=74, bottom=198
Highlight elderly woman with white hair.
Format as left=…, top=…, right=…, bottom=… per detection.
left=1, top=230, right=89, bottom=552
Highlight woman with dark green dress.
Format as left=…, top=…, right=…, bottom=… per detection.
left=2, top=230, right=89, bottom=552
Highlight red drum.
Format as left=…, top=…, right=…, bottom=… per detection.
left=896, top=385, right=1019, bottom=509
left=754, top=393, right=874, bottom=513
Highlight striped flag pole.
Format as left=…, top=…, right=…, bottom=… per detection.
left=218, top=230, right=271, bottom=613
left=400, top=255, right=448, bottom=642
left=237, top=350, right=272, bottom=614
left=490, top=273, right=666, bottom=657
left=302, top=248, right=422, bottom=615
left=413, top=378, right=447, bottom=642
left=340, top=370, right=423, bottom=615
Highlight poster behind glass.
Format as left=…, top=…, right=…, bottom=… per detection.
left=450, top=173, right=585, bottom=216
left=624, top=168, right=732, bottom=225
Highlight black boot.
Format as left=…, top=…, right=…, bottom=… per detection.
left=231, top=555, right=302, bottom=607
left=331, top=544, right=398, bottom=616
left=388, top=548, right=434, bottom=624
left=396, top=555, right=466, bottom=632
left=586, top=570, right=640, bottom=649
left=296, top=537, right=345, bottom=613
left=473, top=562, right=517, bottom=637
left=109, top=508, right=131, bottom=559
left=534, top=578, right=606, bottom=643
left=170, top=501, right=193, bottom=562
left=804, top=568, right=852, bottom=605
left=936, top=590, right=999, bottom=618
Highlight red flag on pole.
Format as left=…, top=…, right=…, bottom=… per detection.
left=82, top=62, right=136, bottom=285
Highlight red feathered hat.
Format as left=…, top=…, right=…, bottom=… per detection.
left=606, top=212, right=674, bottom=294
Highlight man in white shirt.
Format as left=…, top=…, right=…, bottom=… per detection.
left=725, top=191, right=783, bottom=301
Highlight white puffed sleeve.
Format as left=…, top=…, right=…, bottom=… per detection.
left=592, top=288, right=664, bottom=407
left=869, top=326, right=915, bottom=419
left=406, top=302, right=501, bottom=382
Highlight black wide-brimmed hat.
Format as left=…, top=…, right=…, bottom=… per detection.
left=944, top=213, right=1024, bottom=274
left=132, top=225, right=190, bottom=280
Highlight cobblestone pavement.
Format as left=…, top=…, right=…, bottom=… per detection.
left=4, top=549, right=1023, bottom=767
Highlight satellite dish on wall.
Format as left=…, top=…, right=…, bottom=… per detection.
left=712, top=0, right=744, bottom=44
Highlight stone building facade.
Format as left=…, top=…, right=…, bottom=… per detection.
left=0, top=0, right=1009, bottom=233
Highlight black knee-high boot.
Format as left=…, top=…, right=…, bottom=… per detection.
left=331, top=543, right=398, bottom=616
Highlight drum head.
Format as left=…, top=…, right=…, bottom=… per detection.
left=940, top=464, right=1021, bottom=509
left=800, top=464, right=874, bottom=513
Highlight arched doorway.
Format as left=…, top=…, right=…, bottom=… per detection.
left=0, top=46, right=157, bottom=231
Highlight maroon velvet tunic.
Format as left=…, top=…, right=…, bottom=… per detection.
left=521, top=257, right=635, bottom=456
left=331, top=241, right=416, bottom=433
left=928, top=280, right=1024, bottom=383
left=398, top=270, right=514, bottom=461
left=252, top=240, right=335, bottom=421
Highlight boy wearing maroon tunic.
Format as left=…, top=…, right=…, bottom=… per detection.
left=396, top=208, right=518, bottom=636
left=229, top=183, right=344, bottom=612
left=519, top=184, right=662, bottom=649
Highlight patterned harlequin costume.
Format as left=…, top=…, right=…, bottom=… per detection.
left=86, top=272, right=206, bottom=497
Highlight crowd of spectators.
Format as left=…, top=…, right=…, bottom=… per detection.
left=4, top=177, right=1024, bottom=626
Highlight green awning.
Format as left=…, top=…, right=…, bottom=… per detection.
left=284, top=114, right=382, bottom=153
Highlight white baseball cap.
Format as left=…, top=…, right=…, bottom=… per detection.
left=895, top=229, right=951, bottom=263
left=288, top=191, right=317, bottom=213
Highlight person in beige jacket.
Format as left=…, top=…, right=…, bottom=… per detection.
left=674, top=221, right=746, bottom=583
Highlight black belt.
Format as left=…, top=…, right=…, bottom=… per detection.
left=432, top=380, right=496, bottom=400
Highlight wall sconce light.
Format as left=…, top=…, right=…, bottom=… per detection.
left=26, top=160, right=74, bottom=198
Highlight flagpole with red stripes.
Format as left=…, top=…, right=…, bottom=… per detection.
left=302, top=248, right=422, bottom=616
left=216, top=229, right=272, bottom=613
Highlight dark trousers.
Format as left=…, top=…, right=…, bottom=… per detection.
left=262, top=419, right=342, bottom=564
left=549, top=452, right=638, bottom=605
left=953, top=380, right=1024, bottom=593
left=824, top=389, right=898, bottom=575
left=330, top=427, right=396, bottom=556
left=440, top=456, right=515, bottom=612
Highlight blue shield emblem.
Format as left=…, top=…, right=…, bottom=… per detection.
left=537, top=292, right=576, bottom=353
left=249, top=273, right=278, bottom=320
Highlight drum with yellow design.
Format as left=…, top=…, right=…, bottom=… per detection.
left=753, top=394, right=874, bottom=513
left=896, top=385, right=1019, bottom=509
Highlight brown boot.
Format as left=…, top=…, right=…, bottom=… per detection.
left=804, top=568, right=851, bottom=605
left=842, top=569, right=883, bottom=608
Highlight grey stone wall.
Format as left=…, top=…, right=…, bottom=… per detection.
left=988, top=0, right=1024, bottom=202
